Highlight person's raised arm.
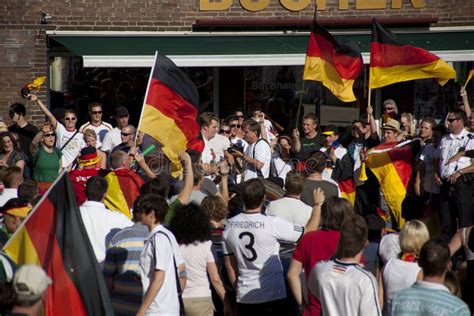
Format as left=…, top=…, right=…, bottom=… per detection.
left=460, top=86, right=471, bottom=118
left=29, top=94, right=57, bottom=128
left=177, top=152, right=193, bottom=205
left=367, top=104, right=378, bottom=140
left=30, top=130, right=44, bottom=157
left=218, top=161, right=229, bottom=205
left=292, top=128, right=302, bottom=153
left=304, top=188, right=325, bottom=233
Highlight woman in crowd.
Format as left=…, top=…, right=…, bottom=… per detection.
left=271, top=135, right=294, bottom=183
left=169, top=203, right=230, bottom=316
left=379, top=219, right=429, bottom=312
left=0, top=132, right=25, bottom=171
left=287, top=197, right=354, bottom=316
left=82, top=129, right=106, bottom=169
left=400, top=113, right=416, bottom=139
left=30, top=124, right=62, bottom=193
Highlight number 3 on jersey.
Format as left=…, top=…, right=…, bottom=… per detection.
left=238, top=232, right=257, bottom=262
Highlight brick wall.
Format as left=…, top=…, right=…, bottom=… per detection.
left=0, top=0, right=473, bottom=126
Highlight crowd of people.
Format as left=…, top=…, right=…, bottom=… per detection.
left=0, top=85, right=473, bottom=316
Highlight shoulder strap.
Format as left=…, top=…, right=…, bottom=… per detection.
left=60, top=129, right=80, bottom=151
left=253, top=138, right=270, bottom=178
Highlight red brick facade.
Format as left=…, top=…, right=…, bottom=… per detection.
left=1, top=0, right=473, bottom=125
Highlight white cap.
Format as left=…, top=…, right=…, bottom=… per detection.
left=13, top=264, right=52, bottom=302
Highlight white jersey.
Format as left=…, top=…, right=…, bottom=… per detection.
left=100, top=127, right=122, bottom=152
left=243, top=139, right=272, bottom=180
left=55, top=123, right=86, bottom=169
left=79, top=121, right=113, bottom=145
left=222, top=212, right=304, bottom=303
left=308, top=259, right=381, bottom=316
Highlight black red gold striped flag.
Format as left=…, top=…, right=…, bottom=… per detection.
left=369, top=19, right=456, bottom=89
left=303, top=22, right=363, bottom=102
left=103, top=169, right=144, bottom=219
left=138, top=53, right=199, bottom=177
left=3, top=171, right=113, bottom=315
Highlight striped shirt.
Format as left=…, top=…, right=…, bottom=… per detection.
left=389, top=281, right=470, bottom=316
left=103, top=223, right=149, bottom=316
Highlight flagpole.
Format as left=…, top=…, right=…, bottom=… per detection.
left=134, top=51, right=159, bottom=145
left=295, top=80, right=306, bottom=128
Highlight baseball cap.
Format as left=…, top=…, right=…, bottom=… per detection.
left=322, top=125, right=337, bottom=136
left=13, top=264, right=52, bottom=302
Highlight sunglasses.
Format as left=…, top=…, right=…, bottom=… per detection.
left=92, top=111, right=102, bottom=115
left=121, top=132, right=132, bottom=136
left=236, top=115, right=244, bottom=118
left=447, top=118, right=459, bottom=123
left=219, top=129, right=231, bottom=134
left=43, top=133, right=55, bottom=137
left=383, top=107, right=394, bottom=111
left=230, top=124, right=242, bottom=128
left=64, top=117, right=76, bottom=121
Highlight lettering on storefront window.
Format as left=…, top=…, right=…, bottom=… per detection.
left=200, top=0, right=425, bottom=11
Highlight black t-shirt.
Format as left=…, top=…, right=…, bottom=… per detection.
left=9, top=123, right=39, bottom=157
left=298, top=134, right=325, bottom=160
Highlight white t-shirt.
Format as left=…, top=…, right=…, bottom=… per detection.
left=308, top=259, right=381, bottom=316
left=100, top=127, right=122, bottom=152
left=382, top=258, right=421, bottom=307
left=243, top=139, right=272, bottom=180
left=201, top=137, right=213, bottom=165
left=209, top=134, right=230, bottom=162
left=266, top=197, right=312, bottom=227
left=79, top=121, right=113, bottom=144
left=55, top=123, right=86, bottom=169
left=169, top=190, right=207, bottom=205
left=436, top=129, right=474, bottom=179
left=0, top=188, right=18, bottom=207
left=271, top=157, right=293, bottom=183
left=222, top=212, right=304, bottom=303
left=180, top=240, right=214, bottom=299
left=79, top=201, right=133, bottom=264
left=139, top=225, right=184, bottom=316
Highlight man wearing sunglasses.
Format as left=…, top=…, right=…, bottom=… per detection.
left=435, top=109, right=474, bottom=242
left=8, top=102, right=38, bottom=157
left=79, top=102, right=113, bottom=146
left=30, top=94, right=85, bottom=170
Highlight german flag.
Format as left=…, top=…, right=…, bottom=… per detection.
left=370, top=19, right=456, bottom=89
left=138, top=53, right=199, bottom=177
left=303, top=22, right=363, bottom=102
left=338, top=178, right=356, bottom=205
left=3, top=171, right=113, bottom=315
left=466, top=66, right=474, bottom=86
left=366, top=140, right=414, bottom=229
left=103, top=169, right=144, bottom=220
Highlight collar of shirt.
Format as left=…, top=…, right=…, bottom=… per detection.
left=81, top=200, right=107, bottom=210
left=414, top=280, right=450, bottom=292
left=448, top=129, right=470, bottom=140
left=148, top=224, right=164, bottom=238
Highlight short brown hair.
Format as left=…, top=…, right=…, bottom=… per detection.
left=306, top=152, right=326, bottom=174
left=198, top=112, right=219, bottom=129
left=243, top=120, right=261, bottom=138
left=284, top=172, right=304, bottom=196
left=135, top=193, right=169, bottom=223
left=303, top=113, right=318, bottom=125
left=418, top=239, right=450, bottom=277
left=335, top=215, right=368, bottom=258
left=88, top=101, right=103, bottom=112
left=320, top=196, right=354, bottom=231
left=201, top=195, right=228, bottom=222
left=242, top=178, right=265, bottom=209
left=3, top=166, right=23, bottom=188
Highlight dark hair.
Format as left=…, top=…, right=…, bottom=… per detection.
left=303, top=112, right=318, bottom=125
left=432, top=124, right=447, bottom=135
left=418, top=239, right=450, bottom=277
left=285, top=172, right=304, bottom=196
left=140, top=175, right=169, bottom=198
left=226, top=115, right=239, bottom=125
left=421, top=116, right=436, bottom=128
left=0, top=132, right=19, bottom=151
left=0, top=281, right=15, bottom=312
left=88, top=101, right=103, bottom=112
left=85, top=176, right=108, bottom=201
left=62, top=109, right=77, bottom=119
left=169, top=203, right=211, bottom=245
left=17, top=179, right=39, bottom=203
left=306, top=152, right=326, bottom=174
left=9, top=103, right=26, bottom=117
left=135, top=193, right=168, bottom=223
left=2, top=166, right=23, bottom=188
left=243, top=120, right=261, bottom=138
left=335, top=215, right=368, bottom=258
left=320, top=196, right=354, bottom=231
left=187, top=150, right=202, bottom=165
left=201, top=195, right=228, bottom=222
left=242, top=178, right=265, bottom=209
left=450, top=109, right=468, bottom=126
left=192, top=165, right=203, bottom=185
left=352, top=119, right=369, bottom=128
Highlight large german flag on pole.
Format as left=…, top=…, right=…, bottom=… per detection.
left=303, top=22, right=363, bottom=102
left=369, top=19, right=456, bottom=89
left=138, top=53, right=199, bottom=177
left=3, top=171, right=113, bottom=315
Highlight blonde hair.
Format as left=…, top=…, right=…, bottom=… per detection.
left=399, top=220, right=429, bottom=257
left=83, top=129, right=97, bottom=140
left=401, top=113, right=416, bottom=136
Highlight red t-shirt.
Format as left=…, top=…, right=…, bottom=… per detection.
left=293, top=229, right=340, bottom=316
left=68, top=168, right=101, bottom=206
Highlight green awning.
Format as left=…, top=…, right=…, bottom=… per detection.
left=48, top=30, right=474, bottom=67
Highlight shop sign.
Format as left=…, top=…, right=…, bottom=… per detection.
left=200, top=0, right=425, bottom=12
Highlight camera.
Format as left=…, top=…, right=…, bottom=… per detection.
left=228, top=143, right=244, bottom=154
